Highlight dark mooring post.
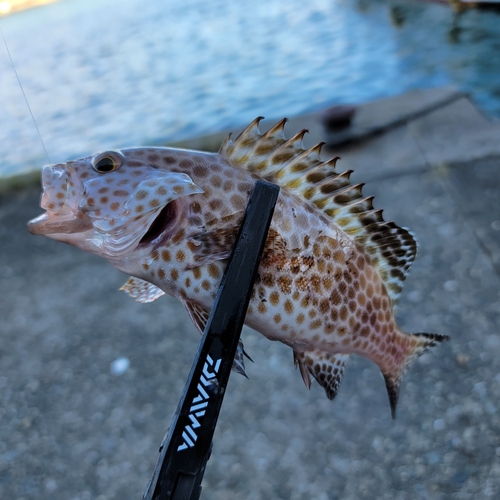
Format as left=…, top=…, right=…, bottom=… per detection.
left=143, top=180, right=280, bottom=500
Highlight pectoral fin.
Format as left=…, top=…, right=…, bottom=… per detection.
left=120, top=277, right=165, bottom=303
left=188, top=226, right=240, bottom=266
left=294, top=350, right=348, bottom=400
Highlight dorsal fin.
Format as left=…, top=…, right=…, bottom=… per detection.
left=220, top=118, right=417, bottom=304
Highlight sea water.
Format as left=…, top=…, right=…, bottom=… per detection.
left=1, top=0, right=499, bottom=177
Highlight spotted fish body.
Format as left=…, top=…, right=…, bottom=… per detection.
left=28, top=118, right=448, bottom=417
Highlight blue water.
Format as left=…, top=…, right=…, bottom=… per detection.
left=1, top=0, right=499, bottom=177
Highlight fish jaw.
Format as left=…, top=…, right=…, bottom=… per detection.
left=28, top=156, right=204, bottom=260
left=27, top=210, right=93, bottom=236
left=28, top=163, right=94, bottom=239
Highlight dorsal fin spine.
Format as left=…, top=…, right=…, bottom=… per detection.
left=304, top=161, right=342, bottom=185
left=265, top=130, right=308, bottom=172
left=226, top=117, right=264, bottom=159
left=261, top=117, right=287, bottom=140
left=358, top=208, right=384, bottom=225
left=280, top=146, right=334, bottom=188
left=218, top=132, right=232, bottom=153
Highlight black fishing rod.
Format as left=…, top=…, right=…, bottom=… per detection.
left=143, top=179, right=280, bottom=500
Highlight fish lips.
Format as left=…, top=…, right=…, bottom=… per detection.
left=27, top=210, right=93, bottom=236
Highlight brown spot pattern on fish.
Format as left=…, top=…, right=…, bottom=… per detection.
left=28, top=118, right=449, bottom=419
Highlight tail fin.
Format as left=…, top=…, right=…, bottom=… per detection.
left=383, top=332, right=449, bottom=419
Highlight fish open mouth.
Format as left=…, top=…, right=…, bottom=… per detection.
left=139, top=201, right=178, bottom=247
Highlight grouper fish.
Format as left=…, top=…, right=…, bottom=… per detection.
left=28, top=118, right=448, bottom=418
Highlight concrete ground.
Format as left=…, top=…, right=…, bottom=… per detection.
left=1, top=88, right=500, bottom=500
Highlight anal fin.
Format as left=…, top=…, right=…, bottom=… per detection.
left=294, top=350, right=348, bottom=400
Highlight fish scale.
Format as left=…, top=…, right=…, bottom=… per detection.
left=28, top=118, right=449, bottom=418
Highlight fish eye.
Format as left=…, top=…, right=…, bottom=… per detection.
left=91, top=151, right=124, bottom=173
left=93, top=157, right=117, bottom=173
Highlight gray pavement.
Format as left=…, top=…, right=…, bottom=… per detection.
left=1, top=89, right=500, bottom=499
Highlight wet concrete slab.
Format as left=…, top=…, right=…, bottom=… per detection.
left=446, top=157, right=500, bottom=275
left=1, top=89, right=500, bottom=500
left=324, top=86, right=466, bottom=147
left=408, top=97, right=500, bottom=167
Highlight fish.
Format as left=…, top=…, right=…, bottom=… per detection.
left=28, top=117, right=449, bottom=418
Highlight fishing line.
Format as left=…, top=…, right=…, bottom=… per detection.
left=1, top=23, right=52, bottom=166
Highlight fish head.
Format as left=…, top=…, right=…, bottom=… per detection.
left=28, top=149, right=203, bottom=260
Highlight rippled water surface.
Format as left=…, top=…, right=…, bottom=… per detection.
left=1, top=0, right=499, bottom=176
